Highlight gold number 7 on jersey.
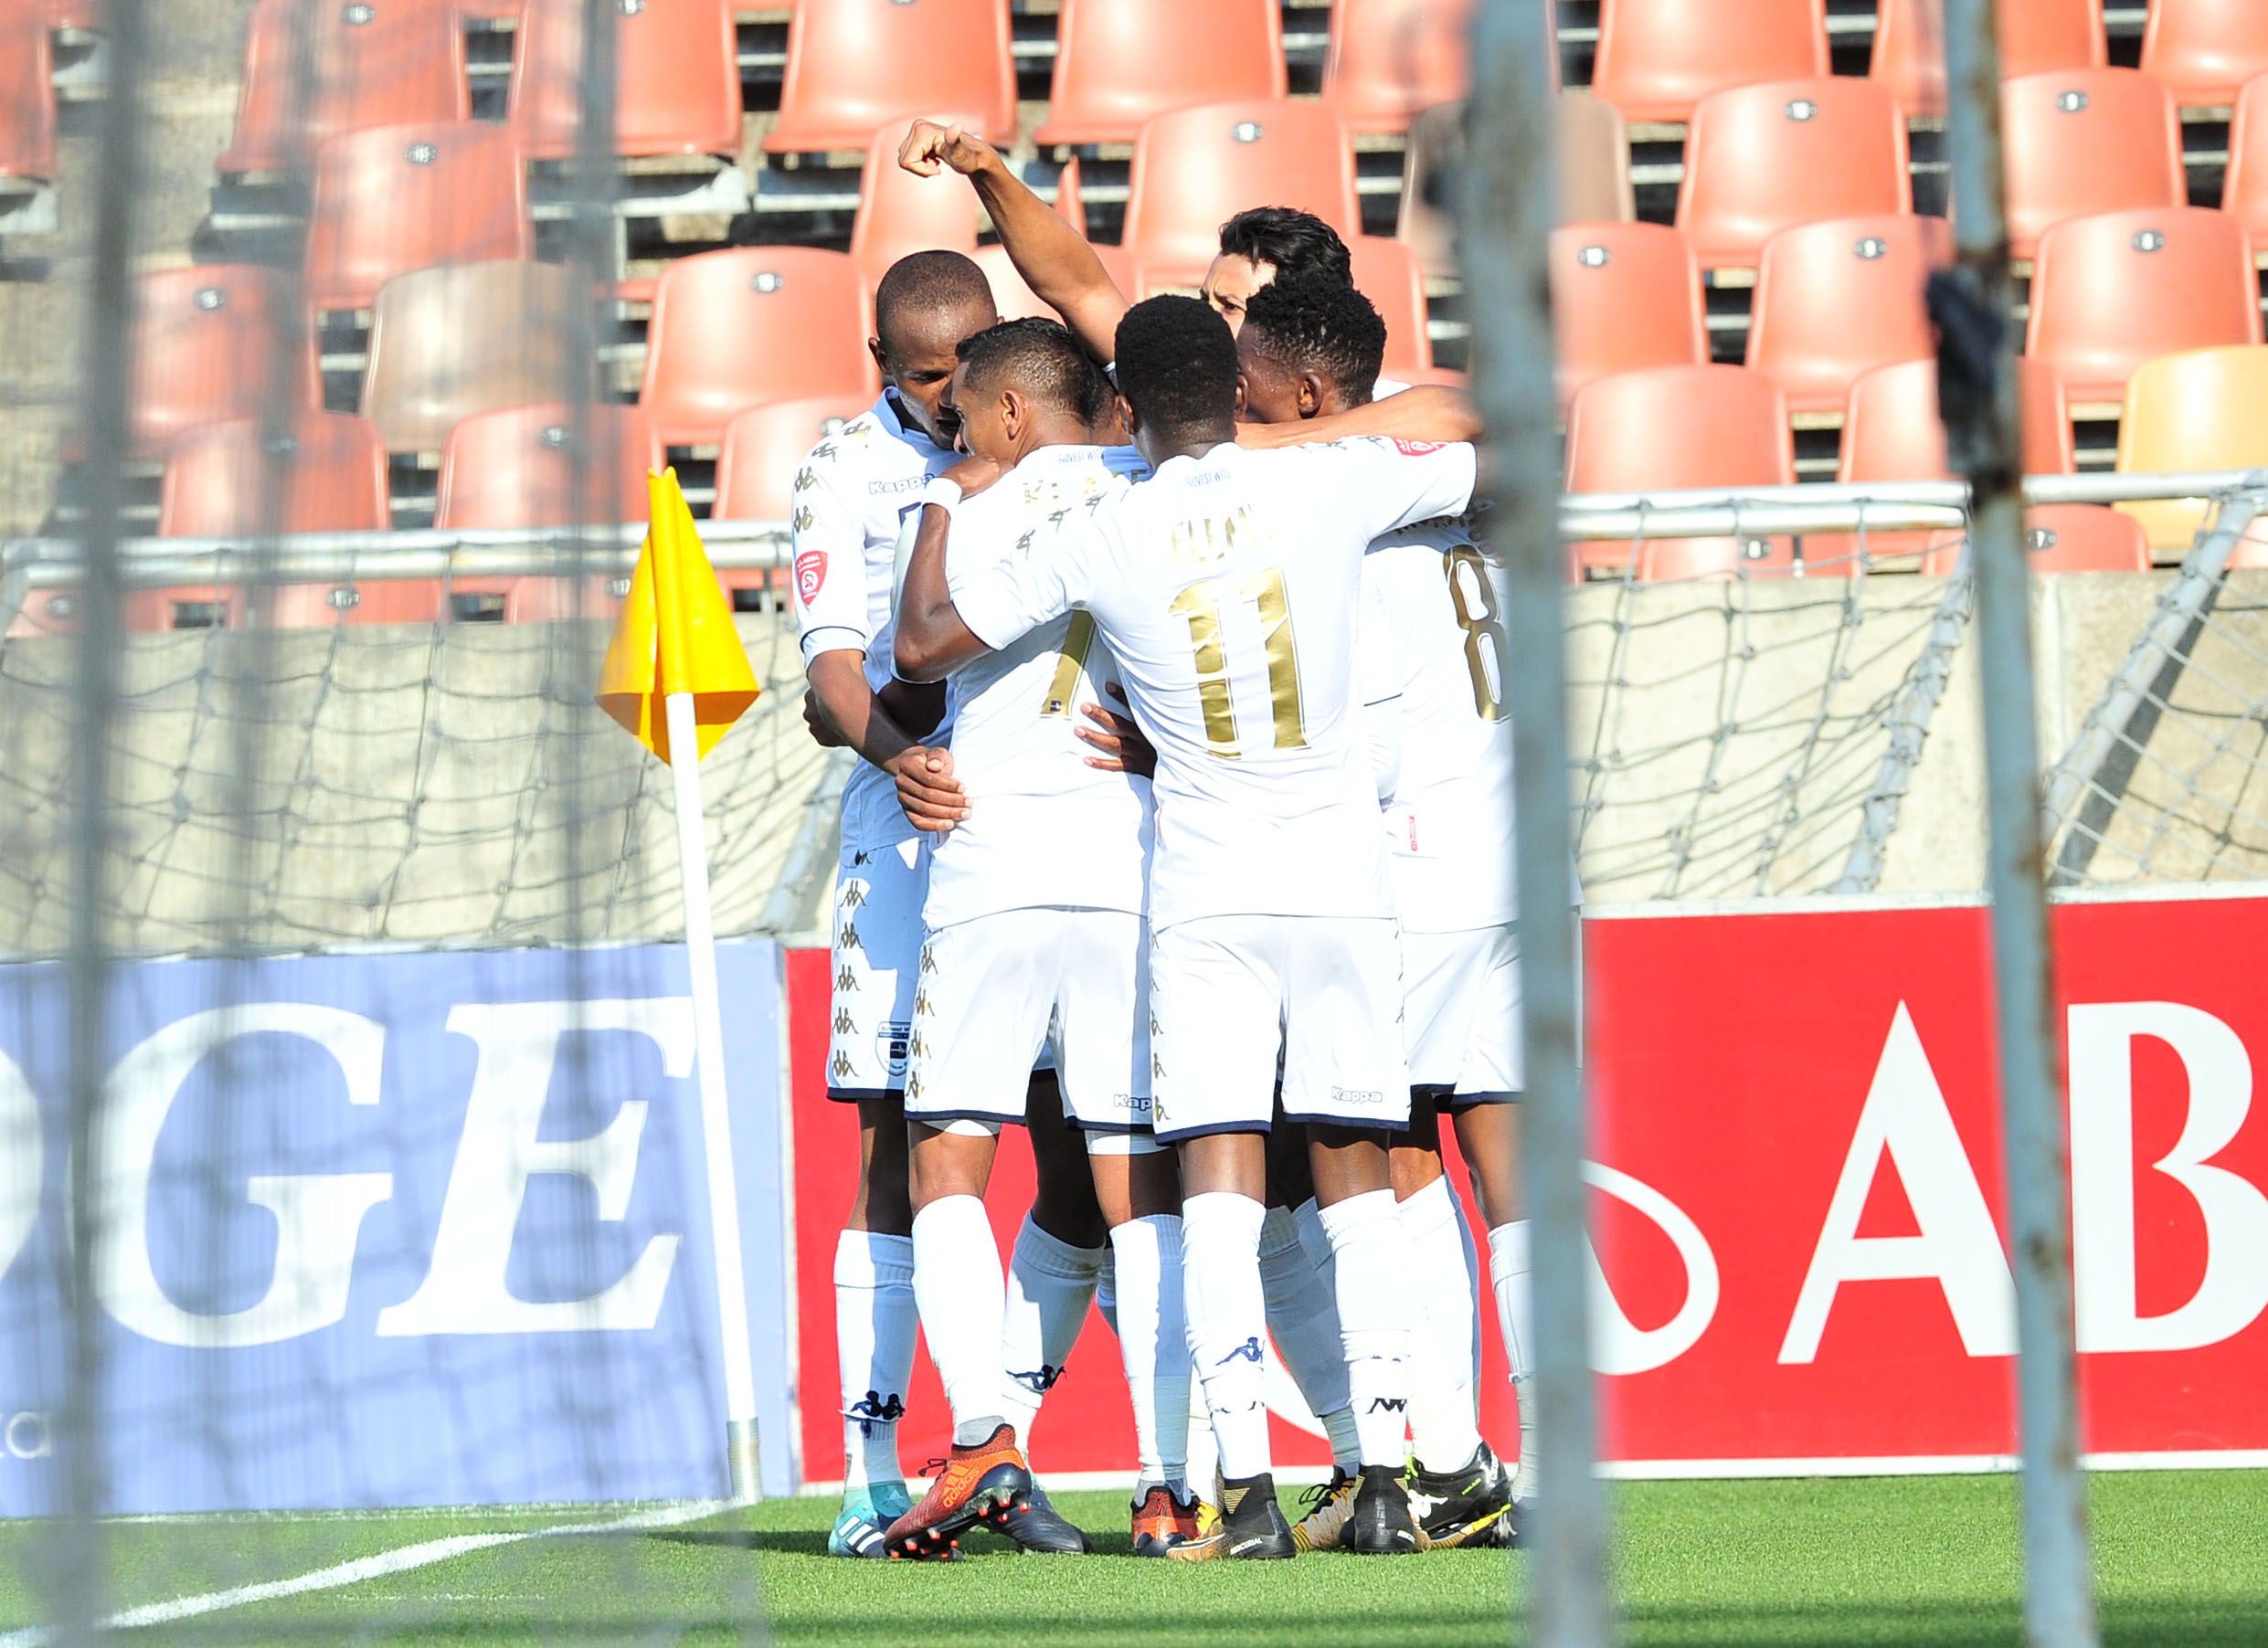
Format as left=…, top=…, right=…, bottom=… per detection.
left=1168, top=566, right=1308, bottom=757
left=1038, top=610, right=1098, bottom=717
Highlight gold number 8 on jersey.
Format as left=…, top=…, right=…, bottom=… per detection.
left=1445, top=544, right=1508, bottom=722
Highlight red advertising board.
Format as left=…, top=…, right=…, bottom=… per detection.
left=786, top=890, right=2268, bottom=1485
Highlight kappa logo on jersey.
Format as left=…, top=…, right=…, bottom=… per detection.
left=838, top=922, right=860, bottom=953
left=918, top=945, right=938, bottom=974
left=792, top=466, right=819, bottom=495
left=833, top=1006, right=856, bottom=1036
left=913, top=989, right=934, bottom=1019
left=794, top=548, right=826, bottom=601
left=835, top=963, right=858, bottom=992
left=792, top=506, right=816, bottom=533
left=1392, top=438, right=1447, bottom=456
left=840, top=882, right=866, bottom=911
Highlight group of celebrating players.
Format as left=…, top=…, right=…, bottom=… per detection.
left=791, top=120, right=1546, bottom=1562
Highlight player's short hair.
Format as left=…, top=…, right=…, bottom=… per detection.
left=873, top=249, right=996, bottom=357
left=1241, top=273, right=1387, bottom=406
left=1216, top=206, right=1354, bottom=287
left=956, top=317, right=1109, bottom=427
left=1112, top=296, right=1240, bottom=437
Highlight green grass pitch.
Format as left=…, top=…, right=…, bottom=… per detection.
left=6, top=1472, right=2264, bottom=1644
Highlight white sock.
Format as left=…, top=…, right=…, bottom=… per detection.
left=834, top=1229, right=917, bottom=1489
left=999, top=1213, right=1105, bottom=1444
left=1318, top=1188, right=1415, bottom=1470
left=1181, top=1190, right=1272, bottom=1481
left=1489, top=1220, right=1538, bottom=1501
left=1108, top=1213, right=1190, bottom=1495
left=910, top=1197, right=1008, bottom=1442
left=1259, top=1203, right=1358, bottom=1471
left=1185, top=1373, right=1219, bottom=1505
left=1400, top=1177, right=1483, bottom=1474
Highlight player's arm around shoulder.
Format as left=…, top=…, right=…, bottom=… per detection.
left=893, top=455, right=1007, bottom=683
left=1234, top=384, right=1482, bottom=450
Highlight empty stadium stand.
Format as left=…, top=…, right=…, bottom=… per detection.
left=1746, top=213, right=1949, bottom=414
left=0, top=8, right=57, bottom=237
left=765, top=0, right=1016, bottom=154
left=1035, top=0, right=1286, bottom=148
left=130, top=265, right=323, bottom=458
left=1320, top=0, right=1474, bottom=135
left=2001, top=68, right=2184, bottom=260
left=1549, top=220, right=1707, bottom=406
left=219, top=0, right=469, bottom=177
left=510, top=0, right=743, bottom=162
left=2026, top=206, right=2261, bottom=405
left=1120, top=98, right=1361, bottom=286
left=1349, top=234, right=1434, bottom=373
left=156, top=412, right=391, bottom=536
left=361, top=259, right=588, bottom=453
left=433, top=402, right=665, bottom=529
left=1917, top=505, right=2149, bottom=575
left=639, top=247, right=878, bottom=447
left=2114, top=344, right=2268, bottom=550
left=849, top=121, right=983, bottom=291
left=2140, top=0, right=2268, bottom=108
left=304, top=122, right=531, bottom=313
left=1677, top=78, right=1911, bottom=269
left=1591, top=0, right=1828, bottom=125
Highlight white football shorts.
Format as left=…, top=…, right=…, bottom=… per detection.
left=903, top=906, right=1152, bottom=1135
left=1148, top=914, right=1409, bottom=1141
left=1404, top=923, right=1522, bottom=1105
left=825, top=837, right=926, bottom=1101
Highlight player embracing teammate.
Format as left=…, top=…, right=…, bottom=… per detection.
left=787, top=127, right=1544, bottom=1559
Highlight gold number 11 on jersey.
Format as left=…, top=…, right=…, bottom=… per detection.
left=1169, top=566, right=1307, bottom=757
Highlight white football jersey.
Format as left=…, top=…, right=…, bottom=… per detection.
left=1360, top=522, right=1518, bottom=933
left=925, top=443, right=1155, bottom=929
left=949, top=437, right=1478, bottom=930
left=790, top=392, right=963, bottom=850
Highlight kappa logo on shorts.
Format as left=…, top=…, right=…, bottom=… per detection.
left=831, top=1050, right=856, bottom=1082
left=913, top=989, right=934, bottom=1018
left=1331, top=1086, right=1385, bottom=1107
left=1151, top=1052, right=1166, bottom=1081
left=833, top=1007, right=856, bottom=1035
left=907, top=1030, right=929, bottom=1062
left=1112, top=1093, right=1150, bottom=1114
left=905, top=1070, right=923, bottom=1100
left=835, top=964, right=859, bottom=992
left=1149, top=1011, right=1161, bottom=1036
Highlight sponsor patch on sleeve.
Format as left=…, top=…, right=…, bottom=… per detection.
left=795, top=549, right=827, bottom=603
left=1392, top=438, right=1447, bottom=456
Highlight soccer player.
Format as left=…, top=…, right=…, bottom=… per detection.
left=1237, top=272, right=1531, bottom=1547
left=795, top=249, right=1108, bottom=1559
left=896, top=296, right=1478, bottom=1560
left=873, top=318, right=1202, bottom=1558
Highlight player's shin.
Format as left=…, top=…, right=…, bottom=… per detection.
left=1180, top=1190, right=1273, bottom=1480
left=1108, top=1210, right=1190, bottom=1495
left=999, top=1212, right=1105, bottom=1440
left=834, top=1230, right=917, bottom=1493
left=910, top=1195, right=1011, bottom=1442
left=1259, top=1204, right=1360, bottom=1472
left=1317, top=1188, right=1416, bottom=1468
left=1400, top=1174, right=1484, bottom=1474
left=1488, top=1219, right=1538, bottom=1503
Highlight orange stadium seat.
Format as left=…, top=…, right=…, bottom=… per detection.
left=157, top=412, right=389, bottom=535
left=218, top=0, right=468, bottom=177
left=714, top=394, right=878, bottom=519
left=303, top=123, right=530, bottom=313
left=1034, top=0, right=1284, bottom=148
left=2002, top=0, right=2109, bottom=77
left=362, top=259, right=588, bottom=451
left=1917, top=506, right=2150, bottom=576
left=1122, top=100, right=1360, bottom=287
left=1839, top=357, right=2075, bottom=481
left=45, top=0, right=101, bottom=29
left=1872, top=0, right=2107, bottom=119
left=143, top=412, right=412, bottom=629
left=1554, top=94, right=1635, bottom=227
left=511, top=0, right=742, bottom=160
left=2114, top=345, right=2268, bottom=551
left=2026, top=206, right=2261, bottom=405
left=973, top=242, right=1144, bottom=317
left=766, top=0, right=1015, bottom=154
left=849, top=120, right=983, bottom=291
left=1349, top=236, right=1433, bottom=374
left=2217, top=76, right=2268, bottom=243
left=1563, top=364, right=1796, bottom=578
left=1549, top=221, right=1706, bottom=406
left=0, top=12, right=56, bottom=185
left=640, top=247, right=879, bottom=447
left=2141, top=0, right=2268, bottom=109
left=1677, top=79, right=1910, bottom=269
left=1320, top=0, right=1475, bottom=136
left=129, top=266, right=322, bottom=459
left=1591, top=0, right=1827, bottom=125
left=1746, top=213, right=1951, bottom=414
left=2002, top=69, right=2183, bottom=260
left=1870, top=0, right=1945, bottom=118
left=433, top=403, right=663, bottom=528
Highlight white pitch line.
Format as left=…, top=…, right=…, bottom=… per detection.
left=0, top=1497, right=733, bottom=1646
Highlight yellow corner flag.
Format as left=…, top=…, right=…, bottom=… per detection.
left=598, top=467, right=760, bottom=764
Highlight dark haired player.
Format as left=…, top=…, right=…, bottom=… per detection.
left=1239, top=273, right=1531, bottom=1548
left=870, top=319, right=1211, bottom=1558
left=793, top=252, right=1090, bottom=1561
left=897, top=297, right=1478, bottom=1559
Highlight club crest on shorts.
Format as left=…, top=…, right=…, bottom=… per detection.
left=877, top=1019, right=910, bottom=1078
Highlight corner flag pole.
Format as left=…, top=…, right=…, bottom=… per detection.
left=1935, top=1, right=2098, bottom=1643
left=1462, top=5, right=1614, bottom=1646
left=603, top=470, right=767, bottom=1504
